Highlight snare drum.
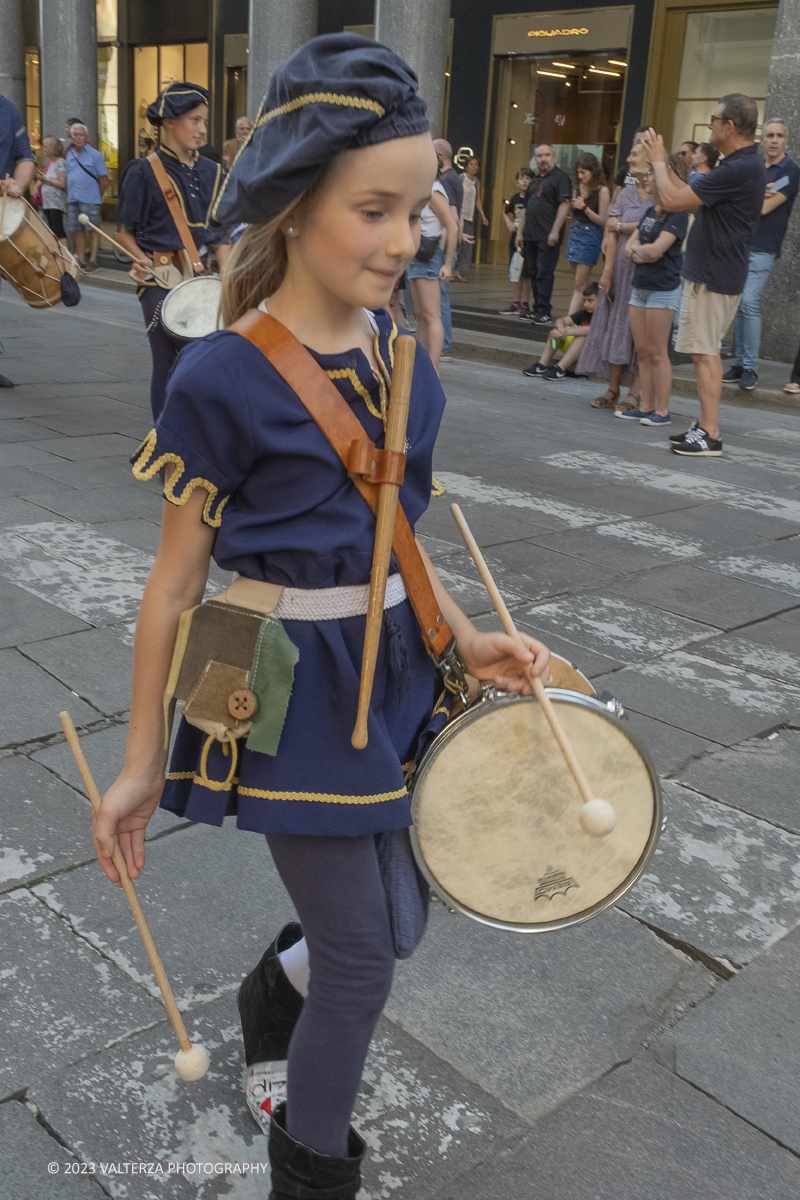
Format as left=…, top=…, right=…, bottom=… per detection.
left=160, top=274, right=223, bottom=346
left=410, top=688, right=661, bottom=932
left=0, top=196, right=80, bottom=308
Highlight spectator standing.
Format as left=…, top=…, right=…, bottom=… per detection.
left=723, top=118, right=799, bottom=391
left=618, top=155, right=690, bottom=427
left=37, top=136, right=69, bottom=246
left=689, top=142, right=718, bottom=181
left=65, top=123, right=109, bottom=272
left=453, top=155, right=488, bottom=282
left=564, top=151, right=610, bottom=315
left=643, top=94, right=766, bottom=456
left=235, top=116, right=253, bottom=144
left=515, top=143, right=571, bottom=325
left=499, top=167, right=533, bottom=315
left=431, top=138, right=466, bottom=360
left=62, top=117, right=82, bottom=156
left=406, top=178, right=457, bottom=370
left=679, top=140, right=699, bottom=166
left=0, top=94, right=36, bottom=388
left=610, top=127, right=650, bottom=208
left=577, top=139, right=650, bottom=409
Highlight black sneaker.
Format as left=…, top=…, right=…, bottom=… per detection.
left=522, top=362, right=548, bottom=377
left=531, top=314, right=552, bottom=326
left=671, top=426, right=723, bottom=456
left=739, top=368, right=758, bottom=390
left=542, top=365, right=566, bottom=380
left=668, top=419, right=699, bottom=445
left=722, top=365, right=742, bottom=385
left=517, top=308, right=532, bottom=321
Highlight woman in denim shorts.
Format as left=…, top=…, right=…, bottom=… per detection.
left=618, top=156, right=689, bottom=427
left=406, top=178, right=457, bottom=369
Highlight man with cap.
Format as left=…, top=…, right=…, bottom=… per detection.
left=0, top=95, right=36, bottom=387
left=115, top=82, right=229, bottom=419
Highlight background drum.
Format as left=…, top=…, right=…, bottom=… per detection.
left=0, top=196, right=80, bottom=308
left=160, top=274, right=223, bottom=346
left=410, top=689, right=661, bottom=932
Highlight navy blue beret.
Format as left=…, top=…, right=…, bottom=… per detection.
left=147, top=81, right=209, bottom=126
left=214, top=33, right=429, bottom=226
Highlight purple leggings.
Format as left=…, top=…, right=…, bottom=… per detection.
left=266, top=833, right=395, bottom=1157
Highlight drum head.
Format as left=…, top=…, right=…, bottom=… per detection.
left=0, top=197, right=25, bottom=239
left=410, top=692, right=660, bottom=931
left=161, top=275, right=222, bottom=340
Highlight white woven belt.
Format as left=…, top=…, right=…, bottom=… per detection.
left=274, top=574, right=407, bottom=621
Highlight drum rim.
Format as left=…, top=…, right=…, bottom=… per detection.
left=160, top=273, right=223, bottom=337
left=409, top=688, right=663, bottom=934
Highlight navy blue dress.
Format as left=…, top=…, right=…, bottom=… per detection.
left=132, top=311, right=450, bottom=837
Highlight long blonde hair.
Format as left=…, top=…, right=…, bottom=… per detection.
left=221, top=187, right=317, bottom=327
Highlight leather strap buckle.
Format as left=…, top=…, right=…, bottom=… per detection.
left=347, top=440, right=406, bottom=486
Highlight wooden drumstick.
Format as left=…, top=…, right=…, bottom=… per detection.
left=352, top=335, right=416, bottom=748
left=58, top=711, right=211, bottom=1079
left=76, top=214, right=172, bottom=287
left=449, top=505, right=616, bottom=837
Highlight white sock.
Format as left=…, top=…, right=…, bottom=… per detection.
left=278, top=935, right=310, bottom=998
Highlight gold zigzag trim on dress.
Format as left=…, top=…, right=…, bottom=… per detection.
left=132, top=429, right=229, bottom=528
left=325, top=368, right=384, bottom=424
left=166, top=769, right=407, bottom=804
left=431, top=475, right=445, bottom=497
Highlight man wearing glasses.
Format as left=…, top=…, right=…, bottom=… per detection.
left=640, top=96, right=765, bottom=457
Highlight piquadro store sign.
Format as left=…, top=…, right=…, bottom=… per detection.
left=492, top=7, right=633, bottom=56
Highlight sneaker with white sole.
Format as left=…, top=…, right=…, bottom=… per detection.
left=522, top=361, right=548, bottom=377
left=722, top=365, right=742, bottom=385
left=669, top=419, right=699, bottom=445
left=739, top=369, right=758, bottom=390
left=246, top=1061, right=289, bottom=1134
left=614, top=406, right=650, bottom=420
left=639, top=412, right=672, bottom=426
left=671, top=426, right=722, bottom=456
left=542, top=364, right=566, bottom=380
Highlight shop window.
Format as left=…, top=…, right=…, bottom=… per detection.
left=24, top=50, right=40, bottom=151
left=97, top=0, right=117, bottom=42
left=673, top=8, right=777, bottom=146
left=98, top=45, right=118, bottom=198
left=134, top=43, right=209, bottom=157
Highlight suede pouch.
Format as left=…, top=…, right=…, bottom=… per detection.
left=245, top=617, right=300, bottom=756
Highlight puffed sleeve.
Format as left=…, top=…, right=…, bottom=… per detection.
left=130, top=334, right=256, bottom=527
left=116, top=159, right=147, bottom=234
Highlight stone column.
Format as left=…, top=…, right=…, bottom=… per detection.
left=39, top=0, right=98, bottom=147
left=247, top=0, right=315, bottom=119
left=759, top=0, right=800, bottom=362
left=375, top=0, right=450, bottom=139
left=0, top=0, right=26, bottom=116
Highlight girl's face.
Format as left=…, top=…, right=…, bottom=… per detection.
left=286, top=133, right=437, bottom=311
left=466, top=158, right=479, bottom=177
left=577, top=167, right=591, bottom=185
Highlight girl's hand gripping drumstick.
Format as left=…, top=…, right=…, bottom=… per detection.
left=352, top=335, right=416, bottom=748
left=76, top=213, right=172, bottom=288
left=58, top=711, right=211, bottom=1079
left=449, top=506, right=616, bottom=837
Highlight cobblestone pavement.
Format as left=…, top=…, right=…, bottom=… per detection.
left=2, top=286, right=800, bottom=1199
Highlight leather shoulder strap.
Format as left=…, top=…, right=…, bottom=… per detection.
left=146, top=152, right=204, bottom=273
left=230, top=309, right=452, bottom=658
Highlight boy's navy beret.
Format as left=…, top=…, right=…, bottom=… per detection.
left=214, top=33, right=429, bottom=226
left=147, top=82, right=209, bottom=125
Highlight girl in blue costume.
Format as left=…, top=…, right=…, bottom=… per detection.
left=95, top=34, right=550, bottom=1199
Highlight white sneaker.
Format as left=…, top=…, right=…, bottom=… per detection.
left=245, top=1060, right=289, bottom=1134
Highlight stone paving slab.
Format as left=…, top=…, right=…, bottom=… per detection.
left=472, top=611, right=627, bottom=679
left=28, top=433, right=141, bottom=461
left=91, top=518, right=162, bottom=555
left=0, top=465, right=79, bottom=499
left=520, top=593, right=714, bottom=664
left=20, top=626, right=134, bottom=716
left=29, top=409, right=150, bottom=439
left=528, top=518, right=716, bottom=572
left=433, top=542, right=613, bottom=613
left=31, top=822, right=293, bottom=1008
left=622, top=709, right=720, bottom=777
left=386, top=903, right=712, bottom=1122
left=607, top=561, right=799, bottom=627
left=0, top=1100, right=103, bottom=1199
left=776, top=606, right=800, bottom=626
left=0, top=649, right=98, bottom=750
left=697, top=616, right=800, bottom=687
left=27, top=995, right=525, bottom=1200
left=0, top=417, right=66, bottom=443
left=0, top=888, right=161, bottom=1098
left=592, top=651, right=800, bottom=743
left=0, top=442, right=63, bottom=467
left=27, top=485, right=162, bottom=525
left=0, top=576, right=90, bottom=649
left=432, top=470, right=630, bottom=532
left=0, top=756, right=100, bottom=893
left=645, top=501, right=798, bottom=548
left=700, top=545, right=800, bottom=599
left=678, top=730, right=800, bottom=834
left=430, top=1059, right=800, bottom=1200
left=619, top=781, right=800, bottom=967
left=32, top=723, right=186, bottom=841
left=664, top=925, right=800, bottom=1156
left=27, top=457, right=139, bottom=492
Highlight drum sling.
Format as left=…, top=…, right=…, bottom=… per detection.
left=146, top=152, right=204, bottom=275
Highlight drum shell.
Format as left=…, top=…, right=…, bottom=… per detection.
left=159, top=274, right=223, bottom=346
left=409, top=689, right=661, bottom=933
left=0, top=198, right=80, bottom=309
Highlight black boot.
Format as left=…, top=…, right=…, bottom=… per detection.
left=268, top=1103, right=365, bottom=1199
left=238, top=922, right=305, bottom=1065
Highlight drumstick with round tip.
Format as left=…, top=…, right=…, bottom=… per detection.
left=76, top=214, right=172, bottom=287
left=58, top=711, right=210, bottom=1080
left=449, top=505, right=616, bottom=837
left=352, top=335, right=416, bottom=748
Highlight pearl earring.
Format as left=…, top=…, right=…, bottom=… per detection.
left=288, top=227, right=294, bottom=234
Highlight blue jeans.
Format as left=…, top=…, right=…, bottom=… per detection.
left=440, top=250, right=457, bottom=353
left=734, top=251, right=775, bottom=371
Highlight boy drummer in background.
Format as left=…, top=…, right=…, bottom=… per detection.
left=115, top=82, right=229, bottom=420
